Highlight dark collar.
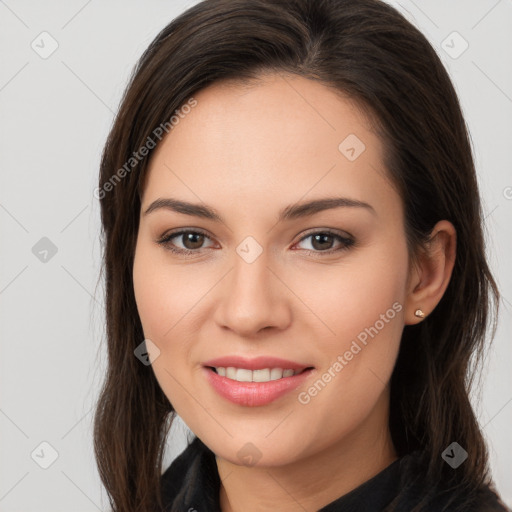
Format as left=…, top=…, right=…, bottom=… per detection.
left=160, top=436, right=507, bottom=512
left=161, top=437, right=417, bottom=512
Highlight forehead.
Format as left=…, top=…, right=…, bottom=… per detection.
left=142, top=73, right=396, bottom=216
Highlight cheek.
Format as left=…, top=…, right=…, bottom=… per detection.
left=133, top=241, right=197, bottom=341
left=133, top=244, right=165, bottom=340
left=133, top=243, right=194, bottom=411
left=302, top=241, right=408, bottom=346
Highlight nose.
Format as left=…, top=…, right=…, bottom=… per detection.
left=213, top=249, right=292, bottom=337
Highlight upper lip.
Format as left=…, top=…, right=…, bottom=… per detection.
left=203, top=355, right=313, bottom=371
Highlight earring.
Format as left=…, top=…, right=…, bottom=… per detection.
left=414, top=309, right=425, bottom=319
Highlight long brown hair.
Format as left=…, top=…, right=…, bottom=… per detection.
left=94, top=0, right=502, bottom=510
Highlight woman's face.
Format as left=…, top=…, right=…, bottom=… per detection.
left=133, top=73, right=412, bottom=466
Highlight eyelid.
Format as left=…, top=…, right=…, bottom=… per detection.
left=292, top=228, right=355, bottom=254
left=157, top=227, right=216, bottom=250
left=295, top=227, right=354, bottom=244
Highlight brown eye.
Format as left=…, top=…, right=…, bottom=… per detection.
left=295, top=231, right=355, bottom=254
left=181, top=232, right=205, bottom=250
left=311, top=233, right=335, bottom=251
left=157, top=229, right=215, bottom=254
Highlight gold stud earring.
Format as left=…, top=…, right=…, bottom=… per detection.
left=414, top=309, right=425, bottom=318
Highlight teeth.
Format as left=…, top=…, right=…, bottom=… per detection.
left=270, top=368, right=283, bottom=381
left=214, top=367, right=301, bottom=383
left=253, top=369, right=270, bottom=382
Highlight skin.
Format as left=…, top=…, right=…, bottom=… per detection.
left=133, top=73, right=456, bottom=512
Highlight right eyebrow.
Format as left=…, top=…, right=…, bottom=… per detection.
left=143, top=198, right=223, bottom=221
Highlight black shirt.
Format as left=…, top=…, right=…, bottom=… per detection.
left=161, top=436, right=509, bottom=512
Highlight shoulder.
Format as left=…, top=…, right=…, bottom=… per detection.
left=431, top=484, right=510, bottom=512
left=391, top=451, right=510, bottom=512
left=463, top=484, right=511, bottom=512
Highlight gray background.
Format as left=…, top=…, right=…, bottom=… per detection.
left=0, top=0, right=510, bottom=510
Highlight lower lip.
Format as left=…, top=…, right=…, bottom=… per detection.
left=203, top=367, right=314, bottom=407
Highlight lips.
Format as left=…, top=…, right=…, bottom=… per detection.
left=202, top=355, right=315, bottom=407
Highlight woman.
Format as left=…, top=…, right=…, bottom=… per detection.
left=93, top=0, right=510, bottom=511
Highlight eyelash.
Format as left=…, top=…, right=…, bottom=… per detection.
left=156, top=228, right=355, bottom=257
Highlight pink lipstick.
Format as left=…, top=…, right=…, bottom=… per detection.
left=202, top=355, right=314, bottom=407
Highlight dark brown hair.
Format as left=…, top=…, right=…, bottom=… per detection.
left=94, top=0, right=503, bottom=510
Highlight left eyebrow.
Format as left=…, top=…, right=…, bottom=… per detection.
left=280, top=197, right=376, bottom=221
left=143, top=196, right=376, bottom=222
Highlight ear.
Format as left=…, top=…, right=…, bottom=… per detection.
left=404, top=220, right=457, bottom=325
